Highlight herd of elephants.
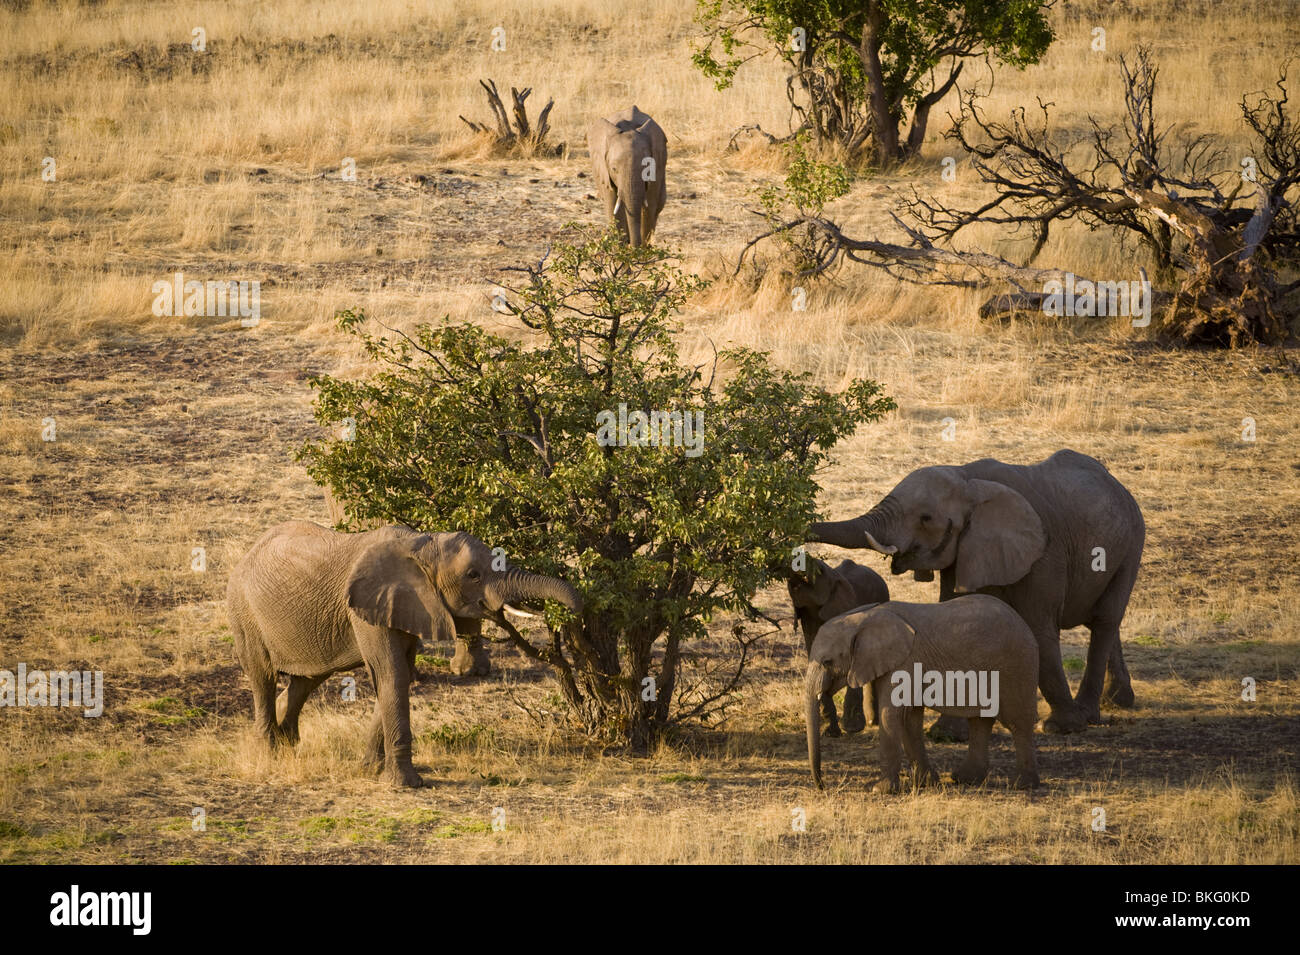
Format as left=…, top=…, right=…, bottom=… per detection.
left=226, top=108, right=1145, bottom=792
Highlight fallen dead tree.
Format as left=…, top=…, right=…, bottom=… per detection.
left=740, top=50, right=1299, bottom=347
left=458, top=78, right=555, bottom=154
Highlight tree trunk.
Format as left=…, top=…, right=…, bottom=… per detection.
left=859, top=1, right=900, bottom=165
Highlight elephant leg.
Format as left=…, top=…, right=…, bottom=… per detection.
left=1077, top=624, right=1115, bottom=726
left=953, top=717, right=993, bottom=785
left=868, top=681, right=880, bottom=727
left=928, top=712, right=970, bottom=742
left=370, top=640, right=422, bottom=789
left=1035, top=626, right=1087, bottom=734
left=1007, top=719, right=1040, bottom=789
left=901, top=707, right=938, bottom=786
left=841, top=687, right=867, bottom=734
left=611, top=193, right=630, bottom=242
left=872, top=705, right=905, bottom=794
left=249, top=671, right=281, bottom=748
left=450, top=633, right=490, bottom=677
left=275, top=674, right=328, bottom=746
left=362, top=699, right=385, bottom=774
left=1095, top=560, right=1140, bottom=709
left=820, top=690, right=842, bottom=738
left=235, top=632, right=282, bottom=748
left=1103, top=638, right=1135, bottom=708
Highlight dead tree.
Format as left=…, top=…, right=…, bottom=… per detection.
left=458, top=78, right=555, bottom=153
left=740, top=50, right=1300, bottom=347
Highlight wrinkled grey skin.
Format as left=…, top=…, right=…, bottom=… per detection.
left=324, top=487, right=489, bottom=677
left=587, top=105, right=667, bottom=247
left=806, top=597, right=1040, bottom=793
left=227, top=521, right=582, bottom=788
left=788, top=557, right=889, bottom=736
left=807, top=449, right=1143, bottom=736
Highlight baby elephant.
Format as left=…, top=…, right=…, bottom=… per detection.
left=227, top=521, right=582, bottom=787
left=805, top=595, right=1040, bottom=793
left=788, top=557, right=888, bottom=736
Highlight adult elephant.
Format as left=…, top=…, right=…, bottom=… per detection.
left=227, top=521, right=582, bottom=787
left=324, top=486, right=489, bottom=677
left=807, top=450, right=1143, bottom=734
left=587, top=105, right=666, bottom=247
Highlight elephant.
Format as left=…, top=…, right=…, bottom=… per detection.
left=226, top=521, right=582, bottom=787
left=323, top=486, right=490, bottom=677
left=587, top=105, right=666, bottom=247
left=788, top=557, right=889, bottom=736
left=805, top=597, right=1040, bottom=793
left=807, top=449, right=1144, bottom=735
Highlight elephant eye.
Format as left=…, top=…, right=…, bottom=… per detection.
left=920, top=513, right=932, bottom=523
left=468, top=569, right=481, bottom=582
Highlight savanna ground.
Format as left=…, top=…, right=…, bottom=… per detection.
left=1, top=0, right=1297, bottom=863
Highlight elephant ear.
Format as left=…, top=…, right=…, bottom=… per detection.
left=848, top=607, right=915, bottom=689
left=955, top=478, right=1047, bottom=593
left=346, top=536, right=454, bottom=641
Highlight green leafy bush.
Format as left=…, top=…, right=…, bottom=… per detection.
left=300, top=232, right=893, bottom=746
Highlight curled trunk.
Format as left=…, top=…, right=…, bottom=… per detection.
left=494, top=568, right=583, bottom=614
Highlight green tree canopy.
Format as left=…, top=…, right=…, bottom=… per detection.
left=300, top=232, right=894, bottom=746
left=694, top=0, right=1054, bottom=164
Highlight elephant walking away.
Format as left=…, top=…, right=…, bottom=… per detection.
left=587, top=105, right=666, bottom=246
left=226, top=521, right=582, bottom=787
left=808, top=449, right=1143, bottom=735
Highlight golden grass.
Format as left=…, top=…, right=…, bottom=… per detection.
left=0, top=0, right=1297, bottom=863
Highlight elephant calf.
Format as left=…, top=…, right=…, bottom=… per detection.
left=806, top=596, right=1040, bottom=793
left=788, top=557, right=889, bottom=736
left=226, top=521, right=582, bottom=787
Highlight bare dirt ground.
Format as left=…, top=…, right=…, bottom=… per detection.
left=0, top=0, right=1297, bottom=863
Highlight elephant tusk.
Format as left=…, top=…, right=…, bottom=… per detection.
left=862, top=530, right=898, bottom=555
left=613, top=198, right=622, bottom=216
left=502, top=603, right=540, bottom=619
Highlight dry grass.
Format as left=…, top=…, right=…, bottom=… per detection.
left=0, top=0, right=1297, bottom=863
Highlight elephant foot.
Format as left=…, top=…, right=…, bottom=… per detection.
left=841, top=699, right=867, bottom=735
left=1043, top=706, right=1088, bottom=734
left=822, top=720, right=843, bottom=739
left=387, top=764, right=427, bottom=789
left=873, top=777, right=900, bottom=795
left=275, top=724, right=300, bottom=747
left=1103, top=679, right=1136, bottom=708
left=450, top=637, right=491, bottom=677
left=927, top=716, right=969, bottom=743
left=910, top=767, right=940, bottom=788
left=951, top=765, right=988, bottom=786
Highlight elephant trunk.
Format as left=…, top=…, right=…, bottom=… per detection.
left=806, top=661, right=831, bottom=789
left=493, top=568, right=583, bottom=615
left=623, top=167, right=646, bottom=247
left=807, top=497, right=900, bottom=554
